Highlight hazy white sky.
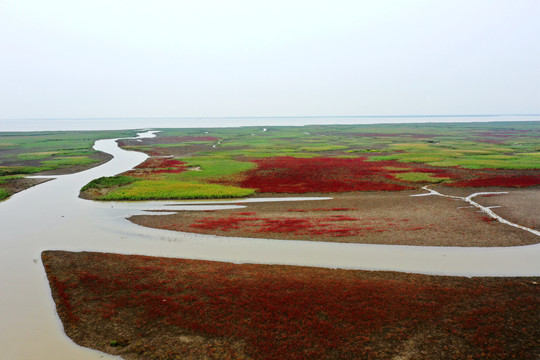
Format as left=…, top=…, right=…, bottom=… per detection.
left=0, top=0, right=539, bottom=119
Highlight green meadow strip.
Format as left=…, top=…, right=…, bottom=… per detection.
left=99, top=180, right=255, bottom=200
left=394, top=172, right=450, bottom=183
left=40, top=156, right=97, bottom=168
left=172, top=157, right=256, bottom=181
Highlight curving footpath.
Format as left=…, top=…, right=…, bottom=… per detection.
left=0, top=131, right=538, bottom=360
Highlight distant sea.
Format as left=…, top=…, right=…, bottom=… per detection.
left=0, top=115, right=538, bottom=132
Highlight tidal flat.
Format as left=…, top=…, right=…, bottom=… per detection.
left=1, top=122, right=539, bottom=359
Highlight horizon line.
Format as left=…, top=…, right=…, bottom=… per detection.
left=2, top=113, right=539, bottom=121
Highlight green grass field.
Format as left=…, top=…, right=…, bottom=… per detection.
left=171, top=157, right=256, bottom=182
left=98, top=180, right=254, bottom=200
left=394, top=172, right=450, bottom=183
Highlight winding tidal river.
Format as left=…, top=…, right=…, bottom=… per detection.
left=0, top=131, right=539, bottom=359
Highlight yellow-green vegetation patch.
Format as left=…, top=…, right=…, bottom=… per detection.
left=394, top=172, right=450, bottom=183
left=41, top=156, right=97, bottom=168
left=345, top=149, right=381, bottom=153
left=214, top=149, right=318, bottom=158
left=57, top=150, right=96, bottom=156
left=371, top=140, right=540, bottom=169
left=99, top=180, right=254, bottom=200
left=17, top=151, right=59, bottom=160
left=244, top=152, right=318, bottom=158
left=428, top=154, right=540, bottom=169
left=0, top=188, right=10, bottom=200
left=81, top=176, right=136, bottom=191
left=370, top=154, right=446, bottom=162
left=519, top=152, right=540, bottom=157
left=398, top=155, right=447, bottom=163
left=389, top=143, right=432, bottom=151
left=0, top=166, right=42, bottom=176
left=384, top=166, right=411, bottom=171
left=150, top=142, right=214, bottom=148
left=170, top=157, right=256, bottom=181
left=298, top=145, right=349, bottom=152
left=367, top=155, right=401, bottom=161
left=458, top=150, right=493, bottom=155
left=0, top=175, right=24, bottom=184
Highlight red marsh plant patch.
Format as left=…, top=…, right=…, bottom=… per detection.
left=449, top=175, right=540, bottom=188
left=125, top=157, right=187, bottom=177
left=43, top=251, right=540, bottom=360
left=239, top=157, right=416, bottom=193
left=135, top=158, right=187, bottom=170
left=187, top=213, right=432, bottom=238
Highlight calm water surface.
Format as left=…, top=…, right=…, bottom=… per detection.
left=1, top=115, right=538, bottom=131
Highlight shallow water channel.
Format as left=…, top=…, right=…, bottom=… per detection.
left=0, top=131, right=539, bottom=359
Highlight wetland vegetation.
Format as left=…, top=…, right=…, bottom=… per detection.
left=2, top=122, right=539, bottom=359
left=79, top=121, right=540, bottom=200
left=0, top=129, right=137, bottom=200
left=43, top=251, right=540, bottom=360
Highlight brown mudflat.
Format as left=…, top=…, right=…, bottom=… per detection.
left=129, top=189, right=539, bottom=247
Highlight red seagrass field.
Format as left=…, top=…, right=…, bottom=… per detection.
left=43, top=251, right=540, bottom=360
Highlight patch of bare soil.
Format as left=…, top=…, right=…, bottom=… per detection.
left=1, top=177, right=52, bottom=196
left=42, top=251, right=540, bottom=360
left=129, top=190, right=539, bottom=247
left=471, top=186, right=540, bottom=231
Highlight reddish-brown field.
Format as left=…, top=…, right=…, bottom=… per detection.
left=212, top=155, right=539, bottom=194
left=130, top=192, right=539, bottom=247
left=42, top=251, right=540, bottom=360
left=124, top=157, right=188, bottom=177
left=237, top=157, right=421, bottom=193
left=449, top=174, right=540, bottom=188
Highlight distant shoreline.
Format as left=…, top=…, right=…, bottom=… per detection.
left=1, top=114, right=538, bottom=132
